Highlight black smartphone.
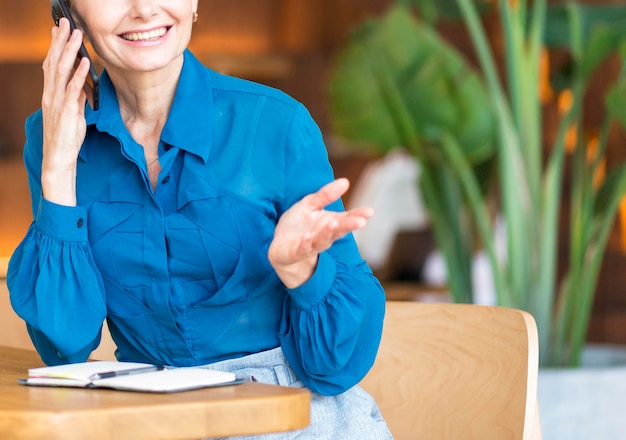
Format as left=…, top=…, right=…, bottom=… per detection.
left=51, top=0, right=100, bottom=110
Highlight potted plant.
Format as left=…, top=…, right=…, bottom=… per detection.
left=329, top=1, right=626, bottom=435
left=328, top=0, right=626, bottom=369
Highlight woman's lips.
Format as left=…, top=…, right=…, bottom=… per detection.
left=120, top=27, right=168, bottom=42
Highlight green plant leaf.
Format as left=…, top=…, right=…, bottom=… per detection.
left=545, top=4, right=626, bottom=82
left=544, top=4, right=626, bottom=50
left=595, top=164, right=626, bottom=219
left=328, top=5, right=496, bottom=164
left=606, top=75, right=626, bottom=129
left=582, top=26, right=626, bottom=80
left=397, top=0, right=492, bottom=21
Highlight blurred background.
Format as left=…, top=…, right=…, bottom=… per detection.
left=1, top=0, right=626, bottom=348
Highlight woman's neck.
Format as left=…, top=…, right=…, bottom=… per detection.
left=107, top=57, right=183, bottom=135
left=105, top=58, right=184, bottom=190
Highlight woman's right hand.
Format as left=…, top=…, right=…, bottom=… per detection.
left=40, top=17, right=91, bottom=206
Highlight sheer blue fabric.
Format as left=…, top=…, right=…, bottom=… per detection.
left=8, top=50, right=386, bottom=396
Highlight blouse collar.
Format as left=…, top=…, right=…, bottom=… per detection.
left=84, top=50, right=214, bottom=164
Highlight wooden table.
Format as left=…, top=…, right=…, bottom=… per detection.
left=0, top=346, right=310, bottom=439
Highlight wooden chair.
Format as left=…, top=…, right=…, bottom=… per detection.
left=360, top=301, right=541, bottom=439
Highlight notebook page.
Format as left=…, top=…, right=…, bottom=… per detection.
left=93, top=367, right=237, bottom=392
left=29, top=361, right=154, bottom=381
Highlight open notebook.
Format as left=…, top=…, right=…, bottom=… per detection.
left=21, top=360, right=240, bottom=393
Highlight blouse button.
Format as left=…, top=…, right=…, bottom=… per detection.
left=76, top=218, right=85, bottom=228
left=161, top=175, right=170, bottom=184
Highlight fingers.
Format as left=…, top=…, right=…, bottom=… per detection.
left=305, top=178, right=350, bottom=210
left=296, top=178, right=374, bottom=249
left=66, top=57, right=91, bottom=109
left=268, top=178, right=375, bottom=275
left=40, top=17, right=89, bottom=180
left=304, top=209, right=374, bottom=257
left=43, top=19, right=71, bottom=100
left=42, top=18, right=89, bottom=110
left=345, top=206, right=375, bottom=221
left=307, top=178, right=374, bottom=235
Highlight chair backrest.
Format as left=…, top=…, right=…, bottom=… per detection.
left=360, top=301, right=541, bottom=440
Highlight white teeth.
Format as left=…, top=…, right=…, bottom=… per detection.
left=122, top=27, right=167, bottom=41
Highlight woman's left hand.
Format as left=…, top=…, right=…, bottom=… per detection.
left=268, top=178, right=374, bottom=288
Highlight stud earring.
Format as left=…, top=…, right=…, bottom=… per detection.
left=193, top=12, right=198, bottom=23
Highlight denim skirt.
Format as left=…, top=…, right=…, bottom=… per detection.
left=200, top=347, right=393, bottom=440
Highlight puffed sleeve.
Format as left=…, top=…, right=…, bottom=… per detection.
left=7, top=111, right=106, bottom=365
left=277, top=104, right=386, bottom=396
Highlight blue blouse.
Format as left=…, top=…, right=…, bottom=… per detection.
left=8, top=50, right=385, bottom=395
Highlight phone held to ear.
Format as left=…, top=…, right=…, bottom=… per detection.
left=51, top=0, right=100, bottom=111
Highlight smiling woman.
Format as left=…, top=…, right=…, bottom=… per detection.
left=3, top=1, right=392, bottom=438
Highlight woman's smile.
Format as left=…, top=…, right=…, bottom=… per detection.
left=120, top=26, right=170, bottom=42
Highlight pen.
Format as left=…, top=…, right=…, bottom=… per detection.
left=90, top=365, right=165, bottom=380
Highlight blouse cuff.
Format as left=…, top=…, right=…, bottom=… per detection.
left=287, top=252, right=336, bottom=309
left=35, top=197, right=89, bottom=242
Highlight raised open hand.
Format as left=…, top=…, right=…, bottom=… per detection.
left=268, top=178, right=374, bottom=288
